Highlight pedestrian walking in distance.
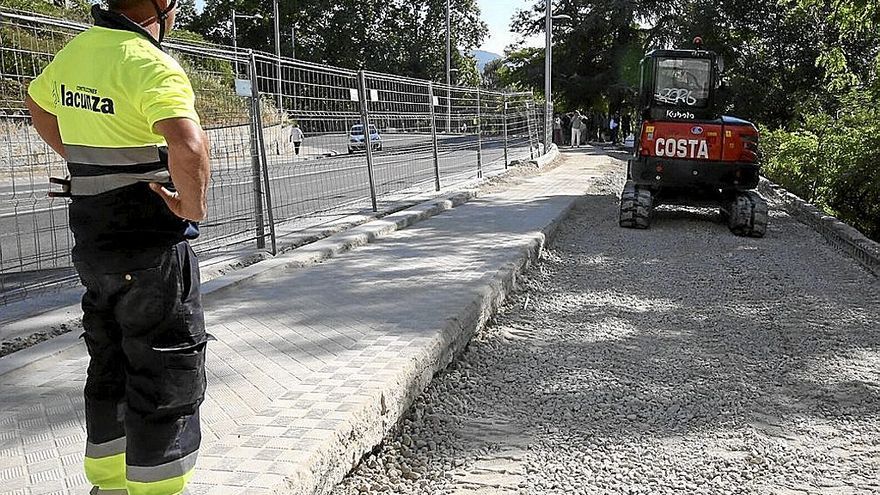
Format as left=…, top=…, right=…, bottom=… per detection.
left=553, top=114, right=563, bottom=146
left=25, top=0, right=211, bottom=493
left=289, top=122, right=304, bottom=156
left=610, top=115, right=620, bottom=144
left=561, top=112, right=572, bottom=146
left=570, top=110, right=584, bottom=148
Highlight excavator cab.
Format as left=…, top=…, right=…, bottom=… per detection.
left=639, top=50, right=720, bottom=121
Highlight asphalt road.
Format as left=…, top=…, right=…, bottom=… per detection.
left=0, top=132, right=530, bottom=213
left=0, top=131, right=536, bottom=301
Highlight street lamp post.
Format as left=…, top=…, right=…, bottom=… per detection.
left=231, top=8, right=237, bottom=55
left=544, top=7, right=571, bottom=151
left=273, top=0, right=282, bottom=115
left=446, top=0, right=451, bottom=134
left=231, top=9, right=263, bottom=77
left=290, top=26, right=297, bottom=114
left=449, top=68, right=459, bottom=132
left=545, top=4, right=551, bottom=150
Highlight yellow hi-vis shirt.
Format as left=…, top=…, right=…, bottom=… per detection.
left=27, top=17, right=202, bottom=262
left=28, top=25, right=200, bottom=151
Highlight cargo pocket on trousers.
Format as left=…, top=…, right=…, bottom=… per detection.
left=152, top=340, right=209, bottom=412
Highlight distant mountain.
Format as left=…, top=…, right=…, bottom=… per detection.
left=471, top=50, right=502, bottom=71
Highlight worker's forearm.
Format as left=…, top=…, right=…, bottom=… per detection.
left=167, top=138, right=210, bottom=221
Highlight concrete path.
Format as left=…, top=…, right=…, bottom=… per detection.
left=0, top=150, right=615, bottom=495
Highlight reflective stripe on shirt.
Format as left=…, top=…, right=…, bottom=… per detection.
left=66, top=144, right=162, bottom=166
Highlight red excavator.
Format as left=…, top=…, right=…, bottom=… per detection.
left=619, top=38, right=768, bottom=237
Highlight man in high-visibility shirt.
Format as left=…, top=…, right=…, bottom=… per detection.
left=25, top=0, right=211, bottom=493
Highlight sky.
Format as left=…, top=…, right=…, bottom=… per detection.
left=193, top=0, right=541, bottom=56
left=477, top=0, right=543, bottom=55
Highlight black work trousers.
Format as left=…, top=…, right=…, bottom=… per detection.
left=76, top=241, right=208, bottom=494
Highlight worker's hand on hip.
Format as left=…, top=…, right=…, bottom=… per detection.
left=150, top=183, right=197, bottom=221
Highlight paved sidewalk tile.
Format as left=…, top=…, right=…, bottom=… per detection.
left=0, top=151, right=614, bottom=494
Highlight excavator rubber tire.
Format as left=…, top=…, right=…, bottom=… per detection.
left=727, top=190, right=768, bottom=238
left=619, top=181, right=653, bottom=229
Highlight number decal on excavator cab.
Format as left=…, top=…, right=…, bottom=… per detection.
left=655, top=88, right=698, bottom=106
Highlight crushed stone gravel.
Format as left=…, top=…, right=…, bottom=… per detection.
left=332, top=150, right=880, bottom=495
left=0, top=323, right=75, bottom=358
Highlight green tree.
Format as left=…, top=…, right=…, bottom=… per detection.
left=504, top=0, right=872, bottom=126
left=190, top=0, right=487, bottom=81
left=499, top=46, right=541, bottom=91
left=797, top=0, right=880, bottom=94
left=175, top=0, right=199, bottom=31
left=481, top=57, right=512, bottom=90
left=508, top=0, right=645, bottom=115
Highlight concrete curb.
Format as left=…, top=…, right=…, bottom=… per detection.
left=0, top=191, right=479, bottom=377
left=0, top=330, right=82, bottom=377
left=531, top=144, right=560, bottom=168
left=202, top=190, right=477, bottom=297
left=759, top=178, right=880, bottom=276
left=294, top=188, right=584, bottom=495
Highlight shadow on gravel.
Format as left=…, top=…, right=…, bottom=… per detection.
left=332, top=150, right=878, bottom=494
left=652, top=207, right=725, bottom=225
left=511, top=191, right=880, bottom=443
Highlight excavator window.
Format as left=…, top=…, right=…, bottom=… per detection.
left=653, top=58, right=712, bottom=108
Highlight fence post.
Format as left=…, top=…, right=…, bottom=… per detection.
left=246, top=54, right=267, bottom=250
left=428, top=82, right=441, bottom=192
left=535, top=97, right=547, bottom=156
left=476, top=88, right=483, bottom=179
left=502, top=93, right=509, bottom=169
left=545, top=100, right=552, bottom=154
left=357, top=70, right=379, bottom=212
left=526, top=98, right=535, bottom=160
left=250, top=51, right=278, bottom=254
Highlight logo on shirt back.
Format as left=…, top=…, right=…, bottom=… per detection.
left=60, top=84, right=116, bottom=115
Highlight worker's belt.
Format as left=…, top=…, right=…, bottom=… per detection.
left=49, top=177, right=72, bottom=198
left=50, top=170, right=171, bottom=198
left=51, top=144, right=170, bottom=197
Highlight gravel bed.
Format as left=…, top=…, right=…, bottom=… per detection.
left=332, top=154, right=880, bottom=495
left=0, top=323, right=75, bottom=358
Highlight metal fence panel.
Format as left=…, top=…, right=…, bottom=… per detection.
left=171, top=46, right=270, bottom=254
left=252, top=54, right=377, bottom=221
left=435, top=84, right=481, bottom=183
left=1, top=12, right=89, bottom=301
left=478, top=91, right=508, bottom=172
left=0, top=8, right=549, bottom=304
left=362, top=72, right=437, bottom=197
left=505, top=92, right=539, bottom=162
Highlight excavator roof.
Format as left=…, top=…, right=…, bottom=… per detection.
left=644, top=49, right=716, bottom=60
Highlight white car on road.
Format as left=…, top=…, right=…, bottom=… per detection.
left=348, top=124, right=382, bottom=153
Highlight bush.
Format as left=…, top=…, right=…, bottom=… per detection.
left=762, top=101, right=880, bottom=241
left=761, top=126, right=823, bottom=203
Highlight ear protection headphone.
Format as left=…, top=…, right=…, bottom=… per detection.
left=148, top=0, right=177, bottom=43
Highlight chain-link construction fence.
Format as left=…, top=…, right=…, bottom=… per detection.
left=0, top=8, right=549, bottom=305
